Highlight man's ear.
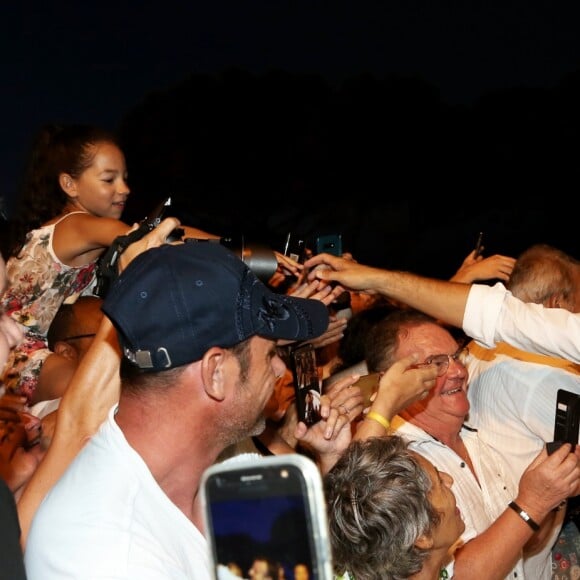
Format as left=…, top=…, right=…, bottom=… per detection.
left=52, top=341, right=80, bottom=361
left=200, top=347, right=227, bottom=401
left=58, top=173, right=77, bottom=197
left=414, top=533, right=434, bottom=550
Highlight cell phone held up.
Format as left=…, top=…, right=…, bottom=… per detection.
left=547, top=389, right=580, bottom=454
left=290, top=344, right=322, bottom=426
left=200, top=454, right=334, bottom=580
left=283, top=232, right=306, bottom=264
left=314, top=234, right=342, bottom=257
left=352, top=372, right=382, bottom=408
left=473, top=231, right=484, bottom=258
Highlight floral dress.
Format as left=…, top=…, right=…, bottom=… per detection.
left=1, top=212, right=96, bottom=402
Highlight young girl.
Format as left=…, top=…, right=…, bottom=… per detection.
left=1, top=123, right=216, bottom=405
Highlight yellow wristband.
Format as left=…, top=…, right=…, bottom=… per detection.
left=366, top=411, right=391, bottom=431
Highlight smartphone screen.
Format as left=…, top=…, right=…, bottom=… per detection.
left=201, top=454, right=333, bottom=580
left=290, top=344, right=322, bottom=425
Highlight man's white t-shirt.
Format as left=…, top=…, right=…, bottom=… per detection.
left=24, top=405, right=212, bottom=580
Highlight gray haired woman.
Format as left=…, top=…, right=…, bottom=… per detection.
left=324, top=436, right=464, bottom=580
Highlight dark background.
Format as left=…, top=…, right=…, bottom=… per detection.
left=3, top=3, right=579, bottom=277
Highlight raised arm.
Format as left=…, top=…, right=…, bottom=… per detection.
left=450, top=251, right=515, bottom=284
left=306, top=253, right=580, bottom=363
left=306, top=253, right=470, bottom=328
left=17, top=217, right=182, bottom=546
left=453, top=444, right=580, bottom=579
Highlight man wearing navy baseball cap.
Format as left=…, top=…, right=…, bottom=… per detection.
left=25, top=241, right=330, bottom=580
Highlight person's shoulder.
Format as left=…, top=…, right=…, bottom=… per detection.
left=45, top=211, right=89, bottom=226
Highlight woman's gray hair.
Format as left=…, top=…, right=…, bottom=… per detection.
left=324, top=436, right=440, bottom=580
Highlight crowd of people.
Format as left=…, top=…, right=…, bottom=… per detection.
left=1, top=121, right=580, bottom=580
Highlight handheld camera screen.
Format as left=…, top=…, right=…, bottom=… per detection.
left=290, top=344, right=322, bottom=426
left=201, top=455, right=332, bottom=579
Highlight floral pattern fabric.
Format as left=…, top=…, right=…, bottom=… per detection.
left=552, top=520, right=580, bottom=579
left=0, top=213, right=96, bottom=401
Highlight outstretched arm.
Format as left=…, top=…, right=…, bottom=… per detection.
left=17, top=217, right=181, bottom=546
left=17, top=315, right=120, bottom=545
left=306, top=253, right=580, bottom=363
left=306, top=253, right=471, bottom=328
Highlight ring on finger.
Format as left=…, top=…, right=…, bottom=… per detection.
left=419, top=390, right=429, bottom=400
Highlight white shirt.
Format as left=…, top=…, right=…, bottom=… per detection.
left=465, top=343, right=580, bottom=579
left=392, top=417, right=523, bottom=580
left=463, top=282, right=580, bottom=363
left=24, top=405, right=212, bottom=580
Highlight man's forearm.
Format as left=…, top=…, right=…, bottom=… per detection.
left=453, top=508, right=535, bottom=579
left=372, top=270, right=470, bottom=328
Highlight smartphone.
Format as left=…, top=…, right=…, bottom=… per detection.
left=200, top=454, right=334, bottom=580
left=548, top=389, right=580, bottom=454
left=283, top=232, right=306, bottom=264
left=352, top=372, right=382, bottom=408
left=474, top=231, right=484, bottom=258
left=290, top=343, right=322, bottom=426
left=314, top=234, right=343, bottom=257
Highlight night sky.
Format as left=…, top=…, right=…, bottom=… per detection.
left=3, top=3, right=580, bottom=271
left=5, top=3, right=580, bottom=203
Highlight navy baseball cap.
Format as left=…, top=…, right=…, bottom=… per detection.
left=102, top=241, right=329, bottom=370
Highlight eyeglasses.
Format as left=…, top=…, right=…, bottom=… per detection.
left=62, top=333, right=97, bottom=342
left=413, top=347, right=468, bottom=377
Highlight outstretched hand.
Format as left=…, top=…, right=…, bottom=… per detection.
left=305, top=253, right=383, bottom=294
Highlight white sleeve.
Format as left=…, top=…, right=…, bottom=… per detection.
left=462, top=283, right=507, bottom=349
left=463, top=282, right=580, bottom=363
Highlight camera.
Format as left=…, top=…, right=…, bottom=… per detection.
left=93, top=197, right=184, bottom=297
left=186, top=236, right=278, bottom=284
left=94, top=197, right=279, bottom=298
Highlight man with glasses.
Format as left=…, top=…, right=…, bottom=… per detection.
left=364, top=308, right=580, bottom=580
